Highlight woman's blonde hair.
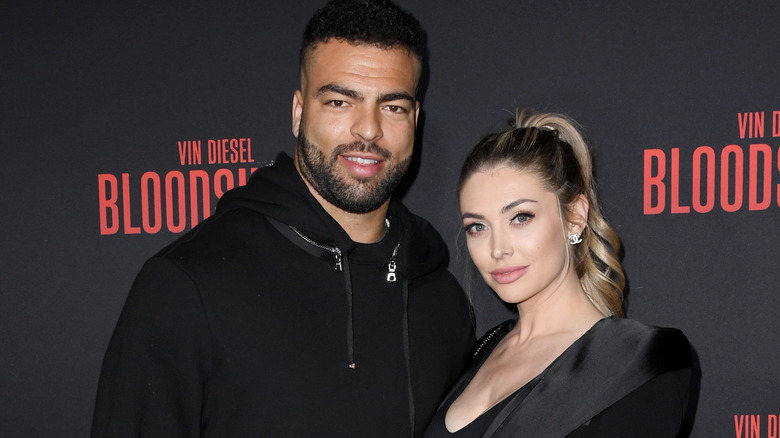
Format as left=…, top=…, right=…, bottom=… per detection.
left=458, top=109, right=625, bottom=317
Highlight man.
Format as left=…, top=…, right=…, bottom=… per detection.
left=91, top=0, right=474, bottom=436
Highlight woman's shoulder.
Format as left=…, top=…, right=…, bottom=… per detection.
left=596, top=317, right=692, bottom=370
left=600, top=317, right=690, bottom=346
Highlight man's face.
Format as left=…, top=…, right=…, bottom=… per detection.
left=293, top=40, right=421, bottom=214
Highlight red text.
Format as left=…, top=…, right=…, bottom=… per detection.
left=98, top=166, right=256, bottom=235
left=643, top=143, right=780, bottom=214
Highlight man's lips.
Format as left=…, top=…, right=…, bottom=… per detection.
left=490, top=266, right=528, bottom=284
left=340, top=154, right=384, bottom=178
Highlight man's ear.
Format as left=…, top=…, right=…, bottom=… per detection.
left=567, top=194, right=590, bottom=235
left=414, top=101, right=420, bottom=125
left=292, top=90, right=303, bottom=137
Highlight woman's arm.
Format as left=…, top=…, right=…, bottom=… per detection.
left=566, top=367, right=693, bottom=438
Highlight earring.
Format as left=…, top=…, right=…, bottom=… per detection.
left=568, top=233, right=582, bottom=245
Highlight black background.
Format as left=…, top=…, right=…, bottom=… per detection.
left=3, top=1, right=779, bottom=436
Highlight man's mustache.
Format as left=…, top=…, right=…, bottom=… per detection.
left=333, top=141, right=392, bottom=160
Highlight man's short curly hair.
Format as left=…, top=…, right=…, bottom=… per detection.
left=300, top=0, right=426, bottom=70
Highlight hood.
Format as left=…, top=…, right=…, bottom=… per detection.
left=216, top=152, right=352, bottom=250
left=216, top=152, right=451, bottom=280
left=388, top=200, right=451, bottom=281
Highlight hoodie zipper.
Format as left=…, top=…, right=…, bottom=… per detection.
left=290, top=225, right=398, bottom=282
left=288, top=226, right=343, bottom=271
left=386, top=243, right=399, bottom=282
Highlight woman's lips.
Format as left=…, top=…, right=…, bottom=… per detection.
left=490, top=266, right=528, bottom=284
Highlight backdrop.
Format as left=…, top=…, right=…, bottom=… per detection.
left=3, top=1, right=778, bottom=437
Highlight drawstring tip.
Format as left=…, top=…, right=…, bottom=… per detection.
left=348, top=363, right=356, bottom=369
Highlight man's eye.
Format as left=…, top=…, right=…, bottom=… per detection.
left=386, top=105, right=405, bottom=113
left=329, top=100, right=346, bottom=107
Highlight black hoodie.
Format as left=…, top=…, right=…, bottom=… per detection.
left=92, top=152, right=474, bottom=438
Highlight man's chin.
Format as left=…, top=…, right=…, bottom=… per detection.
left=323, top=182, right=388, bottom=214
left=334, top=168, right=384, bottom=185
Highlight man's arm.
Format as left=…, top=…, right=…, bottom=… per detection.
left=91, top=258, right=212, bottom=437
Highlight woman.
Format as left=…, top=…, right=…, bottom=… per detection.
left=424, top=110, right=693, bottom=437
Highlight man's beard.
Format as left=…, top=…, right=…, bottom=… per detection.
left=296, top=122, right=411, bottom=214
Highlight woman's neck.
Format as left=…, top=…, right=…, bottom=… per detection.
left=513, top=270, right=604, bottom=342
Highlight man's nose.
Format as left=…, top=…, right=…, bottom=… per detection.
left=350, top=106, right=383, bottom=143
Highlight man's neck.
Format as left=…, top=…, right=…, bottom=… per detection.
left=323, top=201, right=390, bottom=244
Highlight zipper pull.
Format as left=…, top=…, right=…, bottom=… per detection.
left=386, top=259, right=397, bottom=282
left=386, top=243, right=399, bottom=282
left=334, top=252, right=343, bottom=272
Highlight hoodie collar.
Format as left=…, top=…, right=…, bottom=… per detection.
left=216, top=152, right=450, bottom=280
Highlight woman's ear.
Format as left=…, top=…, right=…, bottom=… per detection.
left=567, top=194, right=590, bottom=235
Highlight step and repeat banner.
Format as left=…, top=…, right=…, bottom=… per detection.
left=3, top=1, right=778, bottom=437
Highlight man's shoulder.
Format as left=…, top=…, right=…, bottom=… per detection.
left=153, top=206, right=271, bottom=264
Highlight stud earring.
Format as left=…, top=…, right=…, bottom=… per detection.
left=568, top=233, right=582, bottom=245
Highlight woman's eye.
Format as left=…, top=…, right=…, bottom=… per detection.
left=511, top=213, right=534, bottom=224
left=465, top=223, right=486, bottom=234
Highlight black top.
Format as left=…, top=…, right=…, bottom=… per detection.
left=425, top=376, right=523, bottom=438
left=339, top=222, right=408, bottom=428
left=424, top=317, right=693, bottom=438
left=91, top=153, right=474, bottom=437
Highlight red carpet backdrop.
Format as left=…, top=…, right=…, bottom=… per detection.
left=2, top=1, right=778, bottom=436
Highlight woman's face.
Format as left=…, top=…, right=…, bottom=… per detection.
left=459, top=166, right=578, bottom=306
